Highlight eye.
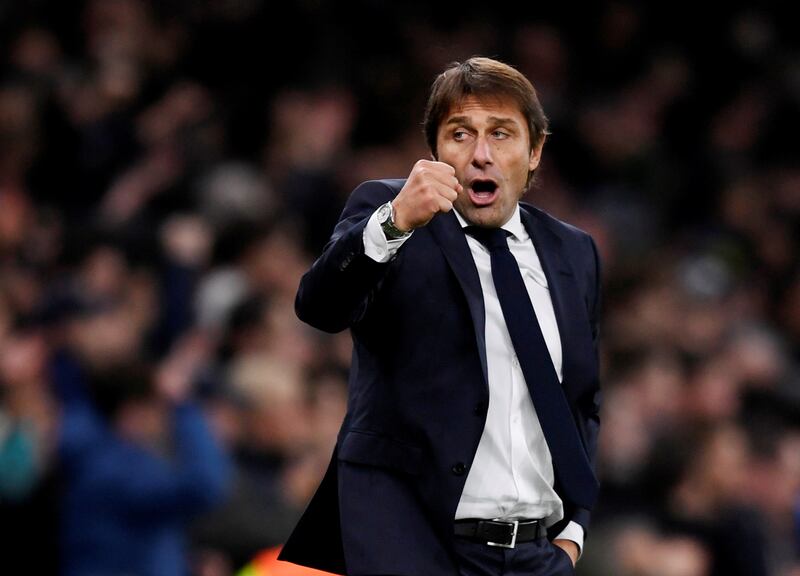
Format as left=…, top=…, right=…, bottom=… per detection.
left=492, top=130, right=510, bottom=139
left=453, top=130, right=468, bottom=141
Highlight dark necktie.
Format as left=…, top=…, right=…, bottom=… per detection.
left=467, top=226, right=599, bottom=510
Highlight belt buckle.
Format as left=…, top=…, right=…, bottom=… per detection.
left=486, top=519, right=519, bottom=549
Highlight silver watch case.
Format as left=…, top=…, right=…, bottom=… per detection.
left=377, top=202, right=407, bottom=239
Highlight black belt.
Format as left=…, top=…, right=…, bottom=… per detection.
left=454, top=518, right=548, bottom=549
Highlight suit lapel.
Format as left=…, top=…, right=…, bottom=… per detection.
left=427, top=212, right=489, bottom=389
left=427, top=206, right=593, bottom=398
left=519, top=206, right=589, bottom=396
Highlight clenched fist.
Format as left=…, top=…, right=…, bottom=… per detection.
left=392, top=160, right=462, bottom=231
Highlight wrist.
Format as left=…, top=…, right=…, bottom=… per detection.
left=392, top=200, right=414, bottom=232
left=377, top=201, right=410, bottom=239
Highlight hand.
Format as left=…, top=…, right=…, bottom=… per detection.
left=391, top=160, right=462, bottom=231
left=156, top=331, right=212, bottom=404
left=553, top=538, right=578, bottom=567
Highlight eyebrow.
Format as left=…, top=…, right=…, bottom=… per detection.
left=444, top=115, right=521, bottom=129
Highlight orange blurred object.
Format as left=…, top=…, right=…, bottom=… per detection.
left=237, top=547, right=338, bottom=576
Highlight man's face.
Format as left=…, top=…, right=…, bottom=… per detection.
left=436, top=96, right=543, bottom=228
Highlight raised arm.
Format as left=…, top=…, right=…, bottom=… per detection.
left=296, top=162, right=460, bottom=333
left=294, top=180, right=397, bottom=333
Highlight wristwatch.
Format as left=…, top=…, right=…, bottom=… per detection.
left=376, top=201, right=410, bottom=240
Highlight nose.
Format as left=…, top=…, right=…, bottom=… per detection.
left=471, top=136, right=493, bottom=168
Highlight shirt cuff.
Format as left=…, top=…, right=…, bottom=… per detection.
left=362, top=208, right=412, bottom=263
left=554, top=521, right=584, bottom=559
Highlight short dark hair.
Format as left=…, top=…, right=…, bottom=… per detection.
left=423, top=57, right=549, bottom=160
left=88, top=363, right=155, bottom=421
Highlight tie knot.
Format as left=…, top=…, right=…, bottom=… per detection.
left=466, top=226, right=510, bottom=251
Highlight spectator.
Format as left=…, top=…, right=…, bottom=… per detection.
left=58, top=359, right=230, bottom=576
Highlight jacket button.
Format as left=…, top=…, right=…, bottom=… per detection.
left=452, top=462, right=467, bottom=476
left=473, top=402, right=485, bottom=416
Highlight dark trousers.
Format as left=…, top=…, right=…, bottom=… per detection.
left=453, top=536, right=576, bottom=576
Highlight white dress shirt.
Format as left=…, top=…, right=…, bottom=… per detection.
left=363, top=205, right=584, bottom=551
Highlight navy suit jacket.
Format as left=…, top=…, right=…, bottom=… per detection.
left=280, top=179, right=602, bottom=575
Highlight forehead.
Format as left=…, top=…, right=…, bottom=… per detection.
left=442, top=95, right=527, bottom=125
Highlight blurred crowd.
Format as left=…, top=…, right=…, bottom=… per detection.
left=0, top=1, right=798, bottom=575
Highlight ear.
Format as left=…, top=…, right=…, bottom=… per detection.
left=528, top=138, right=545, bottom=171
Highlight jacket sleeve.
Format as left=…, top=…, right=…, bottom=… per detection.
left=585, top=234, right=602, bottom=472
left=566, top=233, right=603, bottom=535
left=295, top=180, right=399, bottom=333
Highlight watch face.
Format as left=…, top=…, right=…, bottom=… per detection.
left=377, top=203, right=391, bottom=222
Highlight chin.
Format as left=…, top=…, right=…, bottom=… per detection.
left=463, top=209, right=503, bottom=228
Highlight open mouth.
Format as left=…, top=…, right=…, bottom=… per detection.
left=467, top=179, right=499, bottom=206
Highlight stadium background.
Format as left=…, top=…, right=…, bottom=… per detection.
left=0, top=1, right=798, bottom=575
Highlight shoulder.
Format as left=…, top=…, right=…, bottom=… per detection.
left=331, top=179, right=409, bottom=239
left=520, top=201, right=594, bottom=246
left=351, top=178, right=407, bottom=199
left=339, top=179, right=408, bottom=221
left=520, top=202, right=601, bottom=281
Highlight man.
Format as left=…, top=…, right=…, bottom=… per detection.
left=280, top=57, right=602, bottom=576
left=58, top=355, right=230, bottom=576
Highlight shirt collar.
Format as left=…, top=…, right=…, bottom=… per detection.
left=454, top=204, right=525, bottom=242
